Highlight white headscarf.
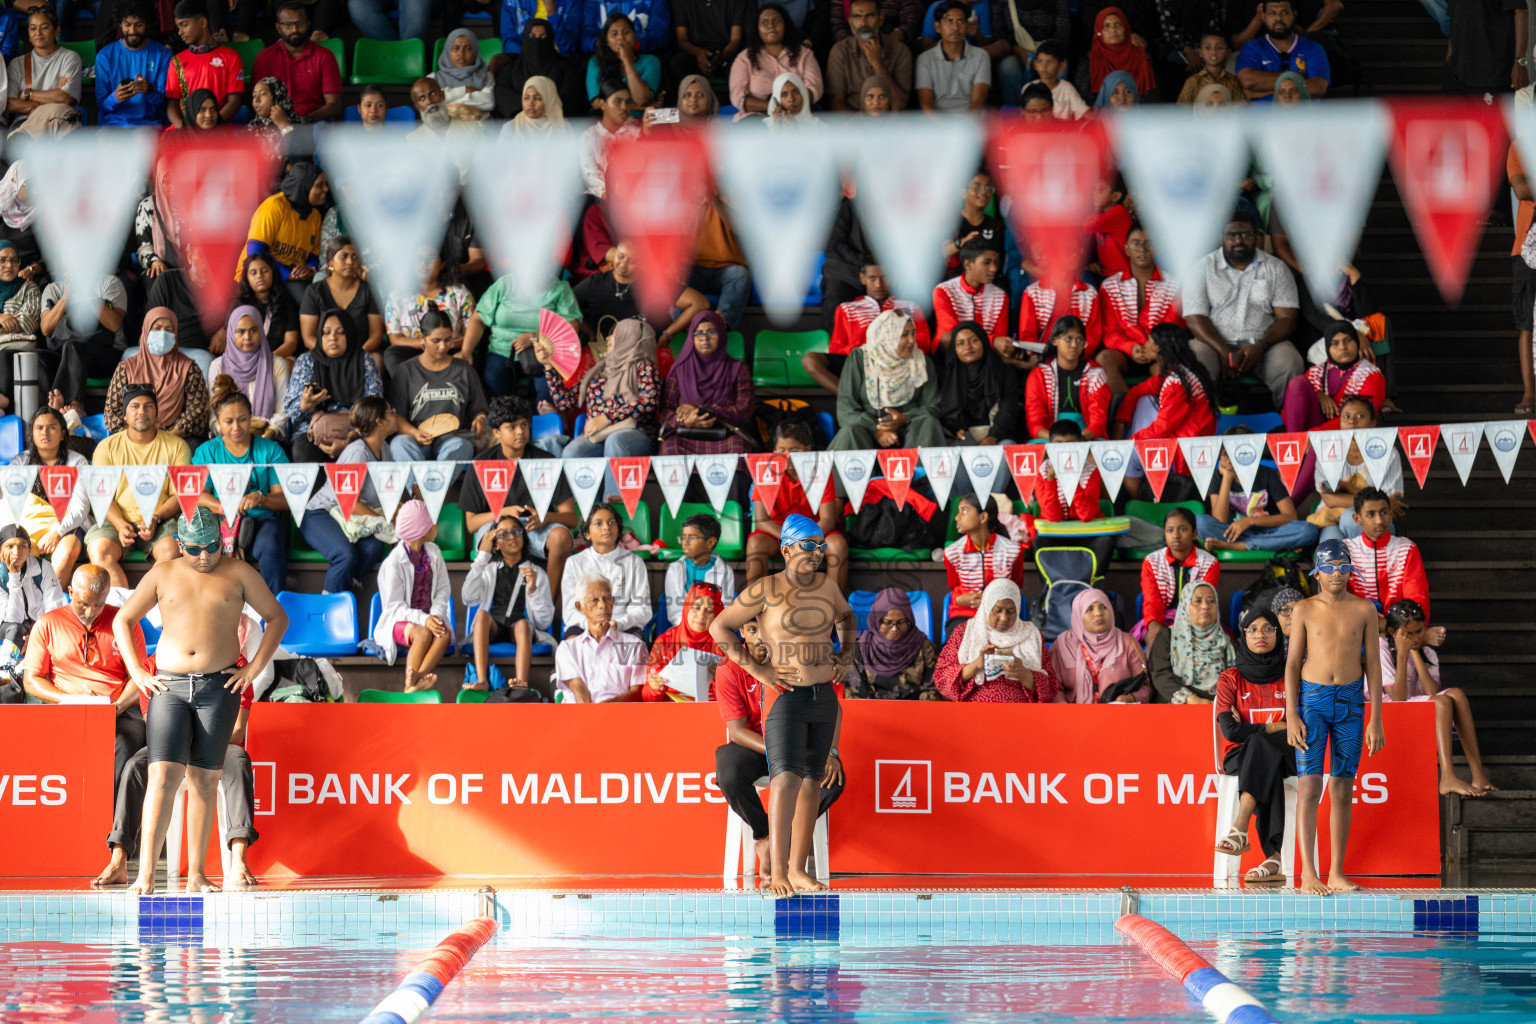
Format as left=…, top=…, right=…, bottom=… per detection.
left=767, top=72, right=816, bottom=128
left=507, top=75, right=565, bottom=135
left=0, top=161, right=34, bottom=230
left=861, top=309, right=927, bottom=410
left=957, top=579, right=1043, bottom=670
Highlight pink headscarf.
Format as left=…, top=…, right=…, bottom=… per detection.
left=394, top=499, right=435, bottom=543
left=1050, top=587, right=1144, bottom=703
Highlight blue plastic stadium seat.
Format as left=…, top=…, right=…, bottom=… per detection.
left=0, top=415, right=22, bottom=460
left=140, top=618, right=162, bottom=656
left=366, top=592, right=460, bottom=655
left=277, top=591, right=360, bottom=656
left=78, top=413, right=109, bottom=441
left=848, top=589, right=935, bottom=641
left=1215, top=412, right=1284, bottom=435
left=531, top=413, right=563, bottom=441
left=458, top=604, right=555, bottom=658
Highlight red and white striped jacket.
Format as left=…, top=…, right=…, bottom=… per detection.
left=1114, top=372, right=1217, bottom=475
left=1036, top=465, right=1102, bottom=523
left=1017, top=280, right=1104, bottom=353
left=829, top=295, right=933, bottom=355
left=1346, top=532, right=1430, bottom=620
left=943, top=532, right=1028, bottom=621
left=1024, top=360, right=1111, bottom=439
left=1098, top=270, right=1184, bottom=357
left=933, top=275, right=1010, bottom=341
left=1305, top=360, right=1387, bottom=420
left=1140, top=545, right=1220, bottom=626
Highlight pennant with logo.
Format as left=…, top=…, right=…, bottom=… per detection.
left=0, top=465, right=36, bottom=526
left=692, top=453, right=739, bottom=514
left=990, top=118, right=1109, bottom=297
left=1044, top=442, right=1093, bottom=498
left=1111, top=108, right=1251, bottom=288
left=18, top=132, right=156, bottom=334
left=651, top=455, right=692, bottom=517
left=79, top=465, right=122, bottom=529
left=207, top=464, right=253, bottom=527
left=37, top=464, right=75, bottom=523
left=1482, top=420, right=1527, bottom=484
left=1387, top=98, right=1507, bottom=304
left=1352, top=427, right=1400, bottom=491
left=460, top=129, right=585, bottom=302
left=875, top=448, right=919, bottom=509
left=562, top=458, right=608, bottom=519
left=1441, top=422, right=1484, bottom=485
left=366, top=462, right=410, bottom=524
left=324, top=462, right=365, bottom=521
left=832, top=449, right=878, bottom=512
left=711, top=125, right=841, bottom=324
left=603, top=132, right=712, bottom=319
left=519, top=459, right=562, bottom=520
left=124, top=464, right=170, bottom=526
left=1309, top=430, right=1351, bottom=490
left=153, top=132, right=280, bottom=329
left=320, top=130, right=461, bottom=311
left=788, top=450, right=836, bottom=511
left=1133, top=438, right=1179, bottom=502
left=958, top=446, right=1006, bottom=506
left=744, top=453, right=788, bottom=519
left=1265, top=432, right=1310, bottom=493
left=609, top=456, right=650, bottom=519
left=1088, top=440, right=1134, bottom=501
left=409, top=462, right=454, bottom=524
left=1177, top=436, right=1221, bottom=498
left=917, top=447, right=960, bottom=509
left=1220, top=433, right=1267, bottom=495
left=1396, top=424, right=1439, bottom=488
left=277, top=463, right=320, bottom=524
left=844, top=117, right=983, bottom=302
left=1003, top=445, right=1041, bottom=505
left=1248, top=101, right=1389, bottom=304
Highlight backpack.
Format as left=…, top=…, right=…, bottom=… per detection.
left=844, top=478, right=944, bottom=552
left=261, top=657, right=341, bottom=702
left=1239, top=553, right=1311, bottom=623
left=486, top=686, right=545, bottom=703
left=755, top=398, right=824, bottom=449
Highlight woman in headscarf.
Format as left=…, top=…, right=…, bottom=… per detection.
left=850, top=588, right=939, bottom=699
left=0, top=239, right=41, bottom=411
left=493, top=17, right=583, bottom=120
left=222, top=250, right=300, bottom=360
left=207, top=305, right=288, bottom=439
left=248, top=77, right=305, bottom=134
left=283, top=308, right=384, bottom=461
left=1052, top=587, right=1148, bottom=703
left=676, top=73, right=719, bottom=126
left=935, top=579, right=1056, bottom=702
left=1195, top=82, right=1231, bottom=111
left=1087, top=6, right=1155, bottom=99
left=859, top=75, right=893, bottom=115
left=1281, top=320, right=1385, bottom=434
left=659, top=310, right=755, bottom=457
left=643, top=581, right=725, bottom=701
left=829, top=310, right=945, bottom=450
left=184, top=88, right=223, bottom=130
left=104, top=307, right=209, bottom=439
left=503, top=75, right=565, bottom=136
left=587, top=12, right=659, bottom=106
left=1273, top=70, right=1310, bottom=106
left=434, top=28, right=495, bottom=120
left=1149, top=579, right=1234, bottom=703
left=10, top=407, right=89, bottom=583
left=555, top=317, right=661, bottom=470
left=938, top=319, right=1020, bottom=446
left=1213, top=605, right=1294, bottom=884
left=1270, top=586, right=1303, bottom=653
left=766, top=71, right=816, bottom=128
left=1094, top=68, right=1138, bottom=110
left=372, top=499, right=454, bottom=692
left=239, top=161, right=327, bottom=300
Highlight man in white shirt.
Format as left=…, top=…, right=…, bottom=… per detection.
left=554, top=575, right=647, bottom=702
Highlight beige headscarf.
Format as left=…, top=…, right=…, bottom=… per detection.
left=957, top=579, right=1044, bottom=670
left=860, top=309, right=927, bottom=411
left=510, top=75, right=564, bottom=134
left=581, top=316, right=657, bottom=407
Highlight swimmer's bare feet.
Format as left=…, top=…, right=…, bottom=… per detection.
left=462, top=678, right=489, bottom=691
left=753, top=838, right=771, bottom=881
left=91, top=849, right=129, bottom=888
left=767, top=873, right=794, bottom=897
left=1299, top=870, right=1330, bottom=895
left=186, top=873, right=220, bottom=893
left=1471, top=774, right=1498, bottom=796
left=128, top=873, right=156, bottom=895
left=227, top=843, right=258, bottom=890
left=1326, top=873, right=1360, bottom=892
left=1440, top=775, right=1480, bottom=797
left=787, top=868, right=827, bottom=893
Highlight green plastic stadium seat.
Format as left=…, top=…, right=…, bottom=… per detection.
left=350, top=39, right=424, bottom=86
left=436, top=501, right=467, bottom=560
left=358, top=688, right=441, bottom=703
left=59, top=39, right=95, bottom=67
left=752, top=329, right=829, bottom=388
left=288, top=517, right=327, bottom=563
left=658, top=500, right=745, bottom=561
left=227, top=38, right=264, bottom=72
left=318, top=36, right=346, bottom=76
left=615, top=502, right=654, bottom=559
left=1124, top=499, right=1204, bottom=526
left=1211, top=548, right=1277, bottom=563
left=456, top=688, right=489, bottom=703
left=431, top=35, right=503, bottom=66
left=671, top=330, right=746, bottom=361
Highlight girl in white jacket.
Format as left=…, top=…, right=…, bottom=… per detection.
left=372, top=500, right=454, bottom=692
left=462, top=514, right=555, bottom=691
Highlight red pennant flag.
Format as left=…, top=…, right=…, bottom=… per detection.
left=1386, top=98, right=1507, bottom=305
left=154, top=132, right=280, bottom=331
left=1266, top=432, right=1310, bottom=494
left=609, top=456, right=651, bottom=518
left=325, top=462, right=365, bottom=521
left=989, top=116, right=1109, bottom=299
left=875, top=448, right=919, bottom=509
left=1133, top=438, right=1179, bottom=502
left=166, top=465, right=208, bottom=522
left=473, top=460, right=517, bottom=518
left=744, top=453, right=787, bottom=516
left=604, top=133, right=711, bottom=320
left=1003, top=444, right=1042, bottom=505
left=1529, top=420, right=1536, bottom=448
left=1396, top=425, right=1440, bottom=489
left=38, top=465, right=76, bottom=522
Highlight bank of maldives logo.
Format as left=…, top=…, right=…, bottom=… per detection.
left=875, top=759, right=931, bottom=814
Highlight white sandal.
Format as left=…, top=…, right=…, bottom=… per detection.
left=1214, top=827, right=1250, bottom=857
left=1244, top=857, right=1285, bottom=884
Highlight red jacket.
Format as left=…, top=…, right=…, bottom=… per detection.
left=1017, top=280, right=1104, bottom=354
left=1303, top=360, right=1387, bottom=428
left=1345, top=532, right=1430, bottom=620
left=1024, top=361, right=1111, bottom=439
left=1140, top=545, right=1220, bottom=627
left=1098, top=270, right=1184, bottom=357
left=1114, top=371, right=1217, bottom=473
left=829, top=295, right=932, bottom=355
left=933, top=275, right=1010, bottom=341
left=942, top=532, right=1029, bottom=620
left=1036, top=466, right=1102, bottom=523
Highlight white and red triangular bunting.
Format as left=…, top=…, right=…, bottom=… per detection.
left=1483, top=420, right=1527, bottom=484
left=1088, top=439, right=1134, bottom=501
left=79, top=465, right=122, bottom=528
left=122, top=464, right=167, bottom=525
left=989, top=118, right=1109, bottom=297
left=408, top=462, right=454, bottom=524
left=1266, top=432, right=1309, bottom=493
left=744, top=453, right=787, bottom=518
left=604, top=132, right=712, bottom=319
left=1309, top=430, right=1351, bottom=490
left=1396, top=425, right=1439, bottom=489
left=0, top=465, right=36, bottom=527
left=1441, top=422, right=1484, bottom=485
left=788, top=450, right=835, bottom=511
left=1220, top=433, right=1267, bottom=495
left=37, top=464, right=75, bottom=523
left=166, top=465, right=207, bottom=523
left=461, top=129, right=585, bottom=302
left=832, top=449, right=877, bottom=512
left=958, top=446, right=1006, bottom=505
left=692, top=453, right=738, bottom=514
left=1133, top=438, right=1179, bottom=502
left=1002, top=444, right=1041, bottom=505
left=1044, top=441, right=1093, bottom=497
left=519, top=458, right=562, bottom=520
left=472, top=459, right=517, bottom=520
left=366, top=461, right=410, bottom=524
left=1177, top=436, right=1221, bottom=498
left=324, top=462, right=365, bottom=521
left=277, top=463, right=320, bottom=524
left=207, top=463, right=253, bottom=527
left=609, top=456, right=650, bottom=519
left=651, top=455, right=692, bottom=517
left=917, top=447, right=961, bottom=509
left=562, top=458, right=608, bottom=519
left=876, top=448, right=919, bottom=509
left=1353, top=427, right=1399, bottom=491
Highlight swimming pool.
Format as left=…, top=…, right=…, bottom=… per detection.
left=1, top=890, right=1532, bottom=1023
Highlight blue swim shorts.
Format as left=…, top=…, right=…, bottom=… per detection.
left=1297, top=680, right=1365, bottom=778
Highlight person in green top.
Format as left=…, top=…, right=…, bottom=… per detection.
left=464, top=273, right=583, bottom=404
left=191, top=390, right=291, bottom=597
left=828, top=309, right=946, bottom=451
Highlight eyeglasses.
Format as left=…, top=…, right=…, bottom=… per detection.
left=1125, top=239, right=1151, bottom=250
left=788, top=539, right=827, bottom=553
left=181, top=542, right=218, bottom=556
left=1223, top=230, right=1256, bottom=241
left=0, top=257, right=20, bottom=266
left=878, top=617, right=908, bottom=630
left=277, top=19, right=304, bottom=26
left=1244, top=625, right=1278, bottom=637
left=1313, top=563, right=1354, bottom=576
left=693, top=326, right=720, bottom=338
left=967, top=183, right=995, bottom=195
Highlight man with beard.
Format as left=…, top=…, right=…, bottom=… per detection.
left=408, top=76, right=484, bottom=144
left=825, top=0, right=911, bottom=109
left=94, top=0, right=171, bottom=128
left=252, top=1, right=342, bottom=121
left=1236, top=0, right=1330, bottom=101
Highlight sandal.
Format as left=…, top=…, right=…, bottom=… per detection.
left=1516, top=401, right=1535, bottom=416
left=1214, top=827, right=1250, bottom=857
left=1244, top=857, right=1285, bottom=884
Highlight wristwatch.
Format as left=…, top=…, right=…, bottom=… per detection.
left=829, top=747, right=840, bottom=758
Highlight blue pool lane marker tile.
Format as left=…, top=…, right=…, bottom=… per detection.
left=775, top=894, right=840, bottom=939
left=1414, top=895, right=1478, bottom=933
left=138, top=895, right=204, bottom=944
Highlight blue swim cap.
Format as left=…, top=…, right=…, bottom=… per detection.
left=1311, top=538, right=1352, bottom=572
left=779, top=513, right=824, bottom=546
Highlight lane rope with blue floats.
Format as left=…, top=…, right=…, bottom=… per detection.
left=357, top=915, right=499, bottom=1024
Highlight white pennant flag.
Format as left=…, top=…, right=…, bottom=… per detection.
left=519, top=458, right=563, bottom=520
left=1441, top=422, right=1484, bottom=485
left=18, top=131, right=156, bottom=334
left=692, top=453, right=738, bottom=514
left=1353, top=427, right=1399, bottom=490
left=1113, top=108, right=1251, bottom=288
left=79, top=465, right=122, bottom=529
left=277, top=463, right=320, bottom=524
left=1248, top=102, right=1389, bottom=304
left=832, top=449, right=877, bottom=512
left=563, top=458, right=608, bottom=519
left=1221, top=433, right=1267, bottom=495
left=460, top=129, right=585, bottom=303
left=207, top=464, right=253, bottom=527
left=651, top=455, right=692, bottom=517
left=958, top=446, right=1007, bottom=505
left=0, top=465, right=35, bottom=526
left=1044, top=442, right=1093, bottom=498
left=1089, top=440, right=1135, bottom=501
left=1506, top=96, right=1536, bottom=212
left=366, top=462, right=411, bottom=523
left=917, top=447, right=961, bottom=509
left=844, top=116, right=983, bottom=301
left=789, top=450, right=836, bottom=511
left=1178, top=436, right=1222, bottom=498
left=1482, top=420, right=1527, bottom=483
left=409, top=462, right=455, bottom=524
left=1309, top=430, right=1351, bottom=490
left=320, top=129, right=460, bottom=310
left=123, top=464, right=168, bottom=527
left=711, top=125, right=842, bottom=323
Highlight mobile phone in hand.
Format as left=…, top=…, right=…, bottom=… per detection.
left=651, top=107, right=680, bottom=123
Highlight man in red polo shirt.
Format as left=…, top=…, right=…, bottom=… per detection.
left=252, top=1, right=342, bottom=121
left=165, top=0, right=245, bottom=126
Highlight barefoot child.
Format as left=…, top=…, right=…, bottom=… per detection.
left=373, top=499, right=454, bottom=693
left=1285, top=538, right=1385, bottom=894
left=462, top=515, right=555, bottom=691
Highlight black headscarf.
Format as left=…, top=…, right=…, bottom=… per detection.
left=937, top=320, right=1003, bottom=432
left=309, top=307, right=367, bottom=403
left=184, top=88, right=221, bottom=129
left=1323, top=319, right=1360, bottom=371
left=281, top=161, right=322, bottom=218
left=495, top=18, right=573, bottom=117
left=1234, top=607, right=1286, bottom=686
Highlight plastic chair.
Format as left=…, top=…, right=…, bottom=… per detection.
left=163, top=776, right=231, bottom=884
left=1228, top=590, right=1246, bottom=631
left=1216, top=412, right=1284, bottom=435
left=59, top=38, right=96, bottom=67
left=358, top=688, right=442, bottom=703
left=940, top=592, right=953, bottom=641
left=815, top=412, right=836, bottom=447
left=460, top=603, right=555, bottom=658
left=287, top=518, right=327, bottom=563
left=276, top=591, right=359, bottom=656
left=848, top=589, right=934, bottom=641
left=140, top=618, right=162, bottom=656
left=366, top=591, right=460, bottom=649
left=670, top=330, right=746, bottom=361
left=531, top=413, right=563, bottom=441
left=724, top=775, right=828, bottom=888
left=227, top=37, right=264, bottom=72
left=318, top=35, right=346, bottom=76
left=657, top=500, right=745, bottom=561
left=1124, top=499, right=1205, bottom=527
left=615, top=502, right=653, bottom=558
left=349, top=38, right=424, bottom=85
left=0, top=415, right=22, bottom=460
left=431, top=35, right=502, bottom=65
left=1213, top=702, right=1304, bottom=886
left=751, top=329, right=830, bottom=388
left=436, top=502, right=467, bottom=560
left=78, top=412, right=109, bottom=441
left=457, top=688, right=489, bottom=703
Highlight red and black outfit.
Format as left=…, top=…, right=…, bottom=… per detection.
left=1017, top=280, right=1103, bottom=354
left=1139, top=545, right=1220, bottom=627
left=1215, top=660, right=1294, bottom=860
left=1024, top=359, right=1111, bottom=438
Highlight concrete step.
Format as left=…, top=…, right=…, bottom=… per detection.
left=1392, top=382, right=1525, bottom=413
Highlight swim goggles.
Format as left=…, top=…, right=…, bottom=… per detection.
left=788, top=539, right=828, bottom=553
left=1311, top=563, right=1354, bottom=576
